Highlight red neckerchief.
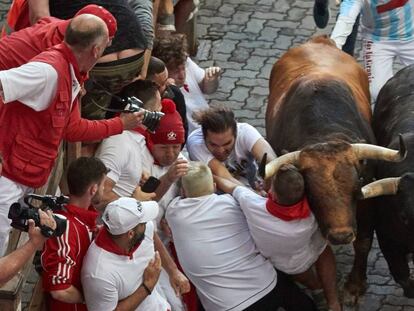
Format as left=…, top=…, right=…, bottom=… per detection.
left=54, top=42, right=88, bottom=84
left=94, top=226, right=141, bottom=259
left=183, top=84, right=189, bottom=93
left=266, top=193, right=311, bottom=221
left=65, top=204, right=99, bottom=232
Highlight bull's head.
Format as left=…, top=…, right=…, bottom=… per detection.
left=362, top=173, right=414, bottom=230
left=261, top=136, right=407, bottom=245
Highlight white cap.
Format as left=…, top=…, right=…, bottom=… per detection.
left=102, top=197, right=159, bottom=235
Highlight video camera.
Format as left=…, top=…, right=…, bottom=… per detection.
left=123, top=96, right=164, bottom=133
left=8, top=194, right=68, bottom=238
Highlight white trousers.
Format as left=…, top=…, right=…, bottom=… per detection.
left=363, top=39, right=414, bottom=105
left=0, top=176, right=31, bottom=256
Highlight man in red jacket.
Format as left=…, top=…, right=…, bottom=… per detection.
left=41, top=157, right=107, bottom=311
left=0, top=13, right=144, bottom=256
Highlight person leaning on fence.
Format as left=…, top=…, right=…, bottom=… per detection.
left=0, top=13, right=145, bottom=256
left=27, top=0, right=151, bottom=120
left=0, top=4, right=117, bottom=71
left=153, top=33, right=221, bottom=134
left=41, top=157, right=108, bottom=311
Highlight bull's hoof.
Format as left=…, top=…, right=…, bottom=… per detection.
left=343, top=278, right=367, bottom=306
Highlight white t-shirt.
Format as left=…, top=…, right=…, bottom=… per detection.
left=166, top=193, right=277, bottom=311
left=81, top=221, right=170, bottom=311
left=181, top=57, right=208, bottom=134
left=96, top=131, right=146, bottom=197
left=0, top=62, right=80, bottom=111
left=233, top=186, right=327, bottom=274
left=187, top=123, right=262, bottom=186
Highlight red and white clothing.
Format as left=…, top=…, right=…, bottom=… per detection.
left=0, top=43, right=123, bottom=255
left=0, top=17, right=67, bottom=70
left=81, top=221, right=171, bottom=311
left=233, top=186, right=327, bottom=275
left=187, top=123, right=262, bottom=187
left=41, top=204, right=98, bottom=311
left=166, top=193, right=277, bottom=311
left=181, top=57, right=208, bottom=134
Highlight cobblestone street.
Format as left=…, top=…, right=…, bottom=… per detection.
left=0, top=0, right=413, bottom=310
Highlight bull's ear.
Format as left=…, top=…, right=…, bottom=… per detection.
left=258, top=153, right=267, bottom=179
left=359, top=177, right=401, bottom=199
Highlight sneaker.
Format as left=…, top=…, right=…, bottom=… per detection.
left=313, top=0, right=330, bottom=29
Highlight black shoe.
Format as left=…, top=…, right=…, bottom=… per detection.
left=313, top=0, right=330, bottom=29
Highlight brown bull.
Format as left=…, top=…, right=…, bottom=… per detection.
left=264, top=35, right=406, bottom=303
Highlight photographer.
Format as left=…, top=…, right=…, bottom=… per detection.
left=0, top=209, right=56, bottom=284
left=41, top=157, right=107, bottom=311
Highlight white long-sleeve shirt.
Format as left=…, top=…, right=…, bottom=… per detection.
left=331, top=0, right=414, bottom=48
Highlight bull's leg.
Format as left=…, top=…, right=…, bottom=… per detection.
left=378, top=238, right=414, bottom=297
left=343, top=201, right=375, bottom=306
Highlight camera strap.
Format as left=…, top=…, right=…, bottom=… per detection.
left=87, top=78, right=135, bottom=114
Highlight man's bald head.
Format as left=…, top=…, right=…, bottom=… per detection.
left=65, top=14, right=108, bottom=51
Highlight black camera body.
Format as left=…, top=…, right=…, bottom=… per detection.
left=124, top=96, right=164, bottom=133
left=8, top=194, right=68, bottom=238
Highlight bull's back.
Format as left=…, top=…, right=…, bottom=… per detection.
left=267, top=37, right=371, bottom=140
left=373, top=64, right=414, bottom=148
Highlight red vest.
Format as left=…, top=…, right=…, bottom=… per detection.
left=0, top=43, right=85, bottom=188
left=0, top=17, right=67, bottom=70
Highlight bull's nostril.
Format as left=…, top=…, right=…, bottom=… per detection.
left=327, top=231, right=355, bottom=245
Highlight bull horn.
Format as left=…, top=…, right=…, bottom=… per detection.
left=262, top=151, right=300, bottom=179
left=352, top=134, right=407, bottom=162
left=360, top=177, right=401, bottom=199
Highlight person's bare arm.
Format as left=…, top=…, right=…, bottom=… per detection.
left=251, top=137, right=277, bottom=164
left=200, top=67, right=221, bottom=94
left=153, top=233, right=190, bottom=296
left=213, top=175, right=241, bottom=194
left=114, top=252, right=161, bottom=311
left=0, top=211, right=55, bottom=284
left=28, top=0, right=50, bottom=25
left=50, top=286, right=84, bottom=304
left=208, top=158, right=244, bottom=187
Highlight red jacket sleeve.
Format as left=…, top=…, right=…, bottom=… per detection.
left=41, top=221, right=78, bottom=291
left=64, top=100, right=123, bottom=142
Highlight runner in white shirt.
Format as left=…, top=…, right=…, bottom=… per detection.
left=331, top=0, right=414, bottom=104
left=95, top=84, right=191, bottom=302
left=186, top=106, right=276, bottom=191
left=81, top=197, right=169, bottom=311
left=166, top=162, right=317, bottom=311
left=145, top=99, right=189, bottom=311
left=215, top=164, right=341, bottom=311
left=153, top=34, right=221, bottom=134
